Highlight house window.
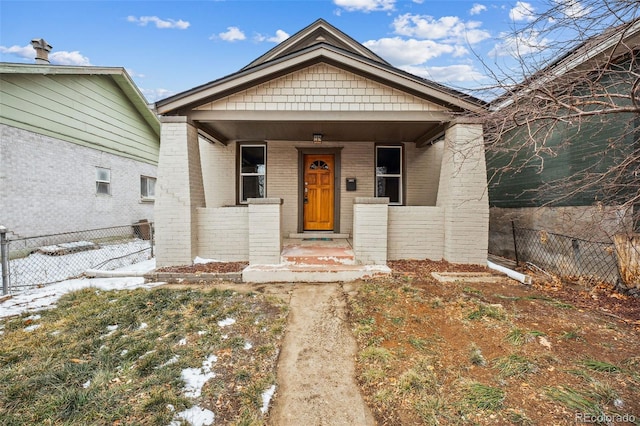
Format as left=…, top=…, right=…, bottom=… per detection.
left=96, top=167, right=111, bottom=195
left=376, top=145, right=402, bottom=204
left=239, top=144, right=266, bottom=203
left=140, top=176, right=156, bottom=200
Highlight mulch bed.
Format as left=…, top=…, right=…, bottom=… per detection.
left=155, top=262, right=249, bottom=274
left=154, top=258, right=638, bottom=327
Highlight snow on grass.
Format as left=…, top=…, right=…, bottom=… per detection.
left=181, top=354, right=218, bottom=398
left=9, top=239, right=152, bottom=287
left=261, top=384, right=277, bottom=414
left=217, top=317, right=236, bottom=327
left=0, top=259, right=160, bottom=320
left=170, top=406, right=215, bottom=426
left=24, top=324, right=41, bottom=332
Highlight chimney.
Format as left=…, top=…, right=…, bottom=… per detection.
left=31, top=38, right=52, bottom=64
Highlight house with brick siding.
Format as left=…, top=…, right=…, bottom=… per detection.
left=153, top=19, right=489, bottom=282
left=0, top=40, right=160, bottom=238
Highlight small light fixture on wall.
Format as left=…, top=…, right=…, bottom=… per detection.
left=313, top=133, right=323, bottom=144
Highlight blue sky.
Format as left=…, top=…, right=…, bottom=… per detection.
left=1, top=0, right=561, bottom=102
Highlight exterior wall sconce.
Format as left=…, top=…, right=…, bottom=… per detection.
left=313, top=133, right=323, bottom=144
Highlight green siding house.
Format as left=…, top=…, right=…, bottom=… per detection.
left=487, top=21, right=639, bottom=255
left=0, top=57, right=161, bottom=238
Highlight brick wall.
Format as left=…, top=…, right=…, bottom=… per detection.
left=405, top=142, right=443, bottom=206
left=353, top=197, right=388, bottom=264
left=388, top=206, right=445, bottom=260
left=436, top=121, right=489, bottom=264
left=0, top=124, right=156, bottom=238
left=155, top=118, right=205, bottom=267
left=196, top=207, right=249, bottom=261
left=248, top=198, right=282, bottom=264
left=199, top=139, right=236, bottom=207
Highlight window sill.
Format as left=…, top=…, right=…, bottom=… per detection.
left=140, top=198, right=155, bottom=204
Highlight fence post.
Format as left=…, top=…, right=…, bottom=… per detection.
left=511, top=220, right=519, bottom=265
left=0, top=226, right=9, bottom=295
left=150, top=222, right=154, bottom=258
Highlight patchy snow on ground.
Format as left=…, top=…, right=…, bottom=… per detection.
left=181, top=354, right=218, bottom=398
left=0, top=259, right=160, bottom=320
left=169, top=405, right=215, bottom=426
left=261, top=384, right=277, bottom=414
left=1, top=257, right=276, bottom=425
left=9, top=239, right=152, bottom=288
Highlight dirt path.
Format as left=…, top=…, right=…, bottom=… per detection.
left=267, top=283, right=375, bottom=426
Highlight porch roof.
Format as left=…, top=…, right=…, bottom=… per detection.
left=155, top=19, right=487, bottom=146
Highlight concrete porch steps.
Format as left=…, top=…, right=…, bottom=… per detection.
left=242, top=238, right=391, bottom=283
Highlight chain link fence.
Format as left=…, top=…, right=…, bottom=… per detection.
left=490, top=223, right=621, bottom=286
left=0, top=221, right=153, bottom=294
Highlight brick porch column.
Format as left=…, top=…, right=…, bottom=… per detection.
left=353, top=197, right=389, bottom=265
left=437, top=118, right=489, bottom=264
left=155, top=116, right=205, bottom=267
left=248, top=198, right=283, bottom=264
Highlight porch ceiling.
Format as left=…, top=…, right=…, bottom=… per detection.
left=197, top=119, right=443, bottom=144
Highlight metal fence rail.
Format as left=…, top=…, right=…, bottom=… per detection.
left=511, top=226, right=620, bottom=285
left=1, top=222, right=153, bottom=294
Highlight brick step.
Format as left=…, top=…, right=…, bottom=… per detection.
left=281, top=239, right=355, bottom=265
left=242, top=264, right=391, bottom=283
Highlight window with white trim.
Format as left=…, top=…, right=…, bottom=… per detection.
left=375, top=145, right=402, bottom=204
left=239, top=144, right=266, bottom=203
left=96, top=167, right=111, bottom=195
left=140, top=176, right=156, bottom=200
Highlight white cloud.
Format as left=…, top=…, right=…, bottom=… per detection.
left=509, top=2, right=536, bottom=22
left=255, top=29, right=290, bottom=43
left=401, top=64, right=486, bottom=83
left=141, top=87, right=175, bottom=103
left=127, top=15, right=190, bottom=30
left=218, top=26, right=246, bottom=42
left=126, top=68, right=145, bottom=79
left=489, top=30, right=548, bottom=58
left=1, top=43, right=90, bottom=65
left=392, top=13, right=490, bottom=44
left=470, top=4, right=487, bottom=15
left=556, top=0, right=590, bottom=18
left=364, top=37, right=456, bottom=66
left=50, top=51, right=91, bottom=66
left=0, top=44, right=35, bottom=60
left=333, top=0, right=395, bottom=12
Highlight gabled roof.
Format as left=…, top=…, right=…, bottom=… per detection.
left=243, top=18, right=390, bottom=69
left=0, top=63, right=160, bottom=135
left=156, top=19, right=485, bottom=114
left=491, top=19, right=640, bottom=111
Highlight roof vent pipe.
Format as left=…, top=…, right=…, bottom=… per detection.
left=31, top=38, right=52, bottom=64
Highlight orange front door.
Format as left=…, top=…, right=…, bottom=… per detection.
left=303, top=154, right=335, bottom=231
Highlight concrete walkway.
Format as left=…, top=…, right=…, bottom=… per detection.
left=267, top=283, right=376, bottom=426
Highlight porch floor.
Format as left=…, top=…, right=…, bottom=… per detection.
left=242, top=238, right=391, bottom=283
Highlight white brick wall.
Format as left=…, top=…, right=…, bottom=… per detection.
left=199, top=139, right=236, bottom=207
left=0, top=124, right=156, bottom=238
left=388, top=206, right=445, bottom=260
left=353, top=198, right=388, bottom=264
left=196, top=207, right=249, bottom=260
left=436, top=121, right=489, bottom=264
left=405, top=142, right=443, bottom=206
left=155, top=118, right=205, bottom=267
left=248, top=199, right=282, bottom=264
left=195, top=64, right=448, bottom=113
